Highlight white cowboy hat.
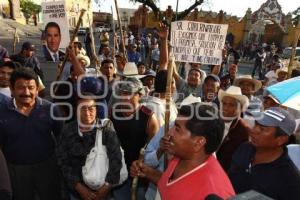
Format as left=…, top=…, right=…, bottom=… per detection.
left=180, top=94, right=202, bottom=107
left=233, top=75, right=262, bottom=92
left=117, top=62, right=145, bottom=79
left=218, top=86, right=249, bottom=111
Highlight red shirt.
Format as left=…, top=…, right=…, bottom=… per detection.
left=157, top=155, right=235, bottom=200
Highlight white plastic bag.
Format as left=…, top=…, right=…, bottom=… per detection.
left=82, top=128, right=108, bottom=190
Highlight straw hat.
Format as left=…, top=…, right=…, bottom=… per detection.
left=276, top=67, right=288, bottom=77
left=76, top=54, right=90, bottom=67
left=218, top=86, right=249, bottom=111
left=233, top=75, right=262, bottom=92
left=180, top=94, right=202, bottom=107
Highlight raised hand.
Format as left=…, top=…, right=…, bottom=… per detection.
left=157, top=22, right=169, bottom=40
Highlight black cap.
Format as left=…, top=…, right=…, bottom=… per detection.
left=22, top=42, right=35, bottom=51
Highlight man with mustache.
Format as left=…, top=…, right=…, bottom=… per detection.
left=0, top=67, right=63, bottom=200
left=130, top=103, right=235, bottom=200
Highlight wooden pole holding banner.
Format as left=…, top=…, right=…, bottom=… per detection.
left=114, top=0, right=127, bottom=61
left=131, top=148, right=145, bottom=200
left=87, top=0, right=100, bottom=74
left=163, top=54, right=174, bottom=170
left=288, top=19, right=300, bottom=78
left=111, top=6, right=116, bottom=59
left=56, top=9, right=86, bottom=81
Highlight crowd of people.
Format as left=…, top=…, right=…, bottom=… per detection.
left=1, top=21, right=300, bottom=200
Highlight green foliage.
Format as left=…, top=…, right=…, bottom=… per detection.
left=292, top=7, right=300, bottom=25
left=20, top=0, right=41, bottom=19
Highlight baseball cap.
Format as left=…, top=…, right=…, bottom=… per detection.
left=204, top=74, right=220, bottom=83
left=22, top=42, right=35, bottom=51
left=256, top=107, right=296, bottom=136
left=142, top=70, right=156, bottom=78
left=119, top=77, right=145, bottom=95
left=76, top=76, right=105, bottom=96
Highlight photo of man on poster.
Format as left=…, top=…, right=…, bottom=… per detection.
left=43, top=22, right=65, bottom=62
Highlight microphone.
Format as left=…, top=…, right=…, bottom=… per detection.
left=205, top=194, right=224, bottom=200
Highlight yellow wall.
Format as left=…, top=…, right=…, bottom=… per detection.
left=145, top=10, right=247, bottom=48
left=144, top=9, right=299, bottom=48
left=64, top=0, right=93, bottom=28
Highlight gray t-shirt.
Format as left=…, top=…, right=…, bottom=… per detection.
left=176, top=78, right=202, bottom=103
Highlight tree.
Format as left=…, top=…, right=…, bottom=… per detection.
left=94, top=0, right=205, bottom=21
left=292, top=7, right=300, bottom=26
left=20, top=0, right=41, bottom=24
left=131, top=0, right=204, bottom=21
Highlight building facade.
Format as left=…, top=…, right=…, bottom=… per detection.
left=130, top=0, right=298, bottom=48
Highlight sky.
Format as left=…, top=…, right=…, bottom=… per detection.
left=94, top=0, right=299, bottom=18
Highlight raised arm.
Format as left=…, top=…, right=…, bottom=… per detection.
left=67, top=45, right=85, bottom=77
left=172, top=63, right=181, bottom=85
left=157, top=22, right=169, bottom=71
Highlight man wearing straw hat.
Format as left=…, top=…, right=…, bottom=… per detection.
left=217, top=86, right=251, bottom=171
left=234, top=75, right=262, bottom=114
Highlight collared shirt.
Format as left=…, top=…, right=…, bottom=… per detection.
left=78, top=121, right=96, bottom=137
left=46, top=46, right=59, bottom=62
left=223, top=121, right=233, bottom=141
left=0, top=97, right=63, bottom=164
left=229, top=142, right=300, bottom=200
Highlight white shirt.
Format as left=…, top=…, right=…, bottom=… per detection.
left=46, top=46, right=59, bottom=62
left=223, top=121, right=233, bottom=141
left=265, top=70, right=277, bottom=85
left=78, top=121, right=96, bottom=137
left=142, top=96, right=178, bottom=127
left=0, top=87, right=11, bottom=97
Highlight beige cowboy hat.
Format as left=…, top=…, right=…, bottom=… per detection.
left=180, top=94, right=202, bottom=107
left=233, top=75, right=262, bottom=92
left=218, top=86, right=249, bottom=111
left=117, top=62, right=146, bottom=79
left=276, top=67, right=288, bottom=77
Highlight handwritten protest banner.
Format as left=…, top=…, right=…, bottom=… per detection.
left=42, top=0, right=70, bottom=49
left=170, top=21, right=228, bottom=65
